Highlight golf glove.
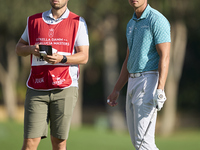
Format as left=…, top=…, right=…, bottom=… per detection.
left=153, top=89, right=167, bottom=111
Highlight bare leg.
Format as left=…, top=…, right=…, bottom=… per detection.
left=51, top=135, right=67, bottom=150
left=21, top=138, right=41, bottom=150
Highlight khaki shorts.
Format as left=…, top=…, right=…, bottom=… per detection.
left=24, top=87, right=78, bottom=140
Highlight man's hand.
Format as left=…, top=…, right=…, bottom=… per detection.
left=153, top=89, right=167, bottom=111
left=43, top=53, right=63, bottom=64
left=31, top=45, right=40, bottom=57
left=107, top=90, right=120, bottom=107
left=15, top=38, right=41, bottom=57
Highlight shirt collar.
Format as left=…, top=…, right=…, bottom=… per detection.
left=45, top=8, right=70, bottom=20
left=132, top=4, right=151, bottom=21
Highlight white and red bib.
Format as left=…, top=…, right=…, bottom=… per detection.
left=27, top=12, right=80, bottom=90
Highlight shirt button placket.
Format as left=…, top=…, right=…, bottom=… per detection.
left=135, top=20, right=139, bottom=30
left=135, top=20, right=138, bottom=30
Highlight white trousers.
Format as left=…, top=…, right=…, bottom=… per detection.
left=126, top=71, right=159, bottom=150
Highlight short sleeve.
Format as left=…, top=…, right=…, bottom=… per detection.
left=21, top=24, right=29, bottom=43
left=153, top=16, right=171, bottom=45
left=74, top=17, right=89, bottom=47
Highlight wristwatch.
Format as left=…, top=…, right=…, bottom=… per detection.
left=60, top=55, right=67, bottom=63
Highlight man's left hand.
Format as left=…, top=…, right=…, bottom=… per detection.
left=44, top=53, right=63, bottom=64
left=153, top=89, right=167, bottom=111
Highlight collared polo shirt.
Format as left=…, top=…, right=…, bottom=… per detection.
left=126, top=5, right=171, bottom=73
left=21, top=8, right=89, bottom=47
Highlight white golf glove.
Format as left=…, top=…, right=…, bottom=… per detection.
left=153, top=89, right=167, bottom=111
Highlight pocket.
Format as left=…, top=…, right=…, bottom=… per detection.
left=28, top=67, right=48, bottom=89
left=128, top=77, right=147, bottom=104
left=64, top=87, right=78, bottom=116
left=143, top=74, right=158, bottom=105
left=127, top=77, right=133, bottom=97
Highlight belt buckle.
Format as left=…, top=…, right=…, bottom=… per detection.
left=135, top=73, right=141, bottom=78
left=130, top=73, right=141, bottom=78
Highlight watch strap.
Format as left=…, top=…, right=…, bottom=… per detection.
left=60, top=55, right=67, bottom=63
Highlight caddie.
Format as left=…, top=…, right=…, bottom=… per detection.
left=15, top=0, right=89, bottom=149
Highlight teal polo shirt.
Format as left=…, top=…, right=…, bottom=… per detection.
left=126, top=5, right=171, bottom=73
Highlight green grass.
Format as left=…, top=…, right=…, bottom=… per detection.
left=0, top=121, right=200, bottom=150
left=156, top=129, right=200, bottom=150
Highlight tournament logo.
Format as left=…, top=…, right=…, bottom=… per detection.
left=48, top=28, right=54, bottom=38
left=52, top=76, right=66, bottom=85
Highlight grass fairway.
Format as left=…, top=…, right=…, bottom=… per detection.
left=0, top=121, right=200, bottom=150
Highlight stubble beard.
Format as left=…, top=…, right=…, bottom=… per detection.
left=50, top=2, right=67, bottom=10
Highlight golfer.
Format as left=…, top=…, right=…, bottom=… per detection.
left=15, top=0, right=89, bottom=149
left=107, top=0, right=170, bottom=149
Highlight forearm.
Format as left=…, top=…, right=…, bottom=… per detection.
left=156, top=42, right=170, bottom=90
left=15, top=38, right=38, bottom=57
left=66, top=51, right=88, bottom=65
left=157, top=54, right=170, bottom=90
left=15, top=43, right=32, bottom=56
left=113, top=59, right=129, bottom=92
left=107, top=47, right=129, bottom=106
left=66, top=45, right=89, bottom=65
left=113, top=47, right=130, bottom=92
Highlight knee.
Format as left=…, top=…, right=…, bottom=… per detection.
left=51, top=136, right=67, bottom=150
left=22, top=138, right=41, bottom=150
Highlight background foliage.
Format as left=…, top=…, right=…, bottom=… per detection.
left=0, top=0, right=200, bottom=126
left=0, top=0, right=200, bottom=149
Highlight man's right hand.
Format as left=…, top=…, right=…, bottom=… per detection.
left=107, top=90, right=120, bottom=107
left=31, top=45, right=40, bottom=57
left=16, top=38, right=40, bottom=57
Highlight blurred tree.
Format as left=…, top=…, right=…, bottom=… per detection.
left=0, top=0, right=51, bottom=119
left=161, top=21, right=187, bottom=136
left=0, top=0, right=30, bottom=119
left=177, top=0, right=200, bottom=112
left=80, top=0, right=135, bottom=131
left=149, top=0, right=191, bottom=135
left=0, top=40, right=18, bottom=119
left=102, top=14, right=127, bottom=131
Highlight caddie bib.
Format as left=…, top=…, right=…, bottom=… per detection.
left=27, top=12, right=80, bottom=90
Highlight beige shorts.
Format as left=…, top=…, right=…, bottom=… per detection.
left=24, top=87, right=78, bottom=140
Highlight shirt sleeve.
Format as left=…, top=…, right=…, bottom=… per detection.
left=153, top=16, right=171, bottom=45
left=21, top=24, right=29, bottom=43
left=74, top=17, right=89, bottom=47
